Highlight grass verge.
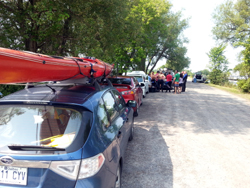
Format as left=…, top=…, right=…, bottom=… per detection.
left=208, top=83, right=250, bottom=101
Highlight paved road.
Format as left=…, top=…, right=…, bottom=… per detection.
left=122, top=81, right=250, bottom=188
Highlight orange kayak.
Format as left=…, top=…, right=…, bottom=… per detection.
left=0, top=47, right=113, bottom=84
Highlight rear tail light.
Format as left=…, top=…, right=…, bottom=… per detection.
left=78, top=153, right=105, bottom=179
left=121, top=90, right=134, bottom=95
left=49, top=153, right=105, bottom=180
left=50, top=160, right=81, bottom=180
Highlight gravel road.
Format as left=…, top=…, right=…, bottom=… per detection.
left=122, top=81, right=250, bottom=188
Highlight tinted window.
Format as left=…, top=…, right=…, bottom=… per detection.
left=0, top=105, right=83, bottom=149
left=102, top=92, right=119, bottom=121
left=134, top=76, right=143, bottom=82
left=111, top=90, right=126, bottom=111
left=97, top=99, right=110, bottom=129
left=109, top=78, right=131, bottom=85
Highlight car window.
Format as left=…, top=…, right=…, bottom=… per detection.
left=134, top=76, right=143, bottom=82
left=133, top=77, right=138, bottom=85
left=109, top=78, right=131, bottom=85
left=0, top=105, right=83, bottom=149
left=102, top=92, right=119, bottom=121
left=111, top=90, right=126, bottom=111
left=97, top=99, right=110, bottom=129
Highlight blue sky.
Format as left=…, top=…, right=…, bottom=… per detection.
left=156, top=0, right=242, bottom=72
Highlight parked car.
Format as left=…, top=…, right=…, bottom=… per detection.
left=126, top=71, right=149, bottom=98
left=192, top=72, right=205, bottom=83
left=0, top=81, right=136, bottom=188
left=108, top=76, right=143, bottom=117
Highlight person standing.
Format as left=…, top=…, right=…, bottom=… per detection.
left=173, top=70, right=180, bottom=94
left=178, top=73, right=183, bottom=93
left=155, top=71, right=160, bottom=91
left=166, top=72, right=172, bottom=92
left=148, top=73, right=151, bottom=82
left=158, top=71, right=165, bottom=92
left=182, top=71, right=188, bottom=92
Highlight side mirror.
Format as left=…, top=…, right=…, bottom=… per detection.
left=127, top=100, right=137, bottom=108
left=140, top=83, right=145, bottom=87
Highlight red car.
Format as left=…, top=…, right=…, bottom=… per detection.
left=108, top=76, right=143, bottom=117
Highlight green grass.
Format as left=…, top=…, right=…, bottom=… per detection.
left=208, top=83, right=250, bottom=101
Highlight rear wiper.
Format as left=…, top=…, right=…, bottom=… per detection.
left=8, top=145, right=65, bottom=151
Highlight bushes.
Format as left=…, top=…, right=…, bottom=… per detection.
left=0, top=85, right=24, bottom=97
left=237, top=79, right=250, bottom=93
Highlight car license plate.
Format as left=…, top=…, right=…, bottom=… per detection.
left=0, top=166, right=27, bottom=185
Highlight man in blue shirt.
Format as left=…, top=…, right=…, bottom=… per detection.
left=148, top=74, right=151, bottom=82
left=182, top=71, right=188, bottom=92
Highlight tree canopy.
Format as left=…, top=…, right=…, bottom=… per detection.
left=212, top=0, right=250, bottom=46
left=212, top=0, right=250, bottom=91
left=0, top=0, right=189, bottom=74
left=207, top=44, right=230, bottom=85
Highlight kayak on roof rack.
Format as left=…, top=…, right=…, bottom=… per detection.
left=0, top=47, right=113, bottom=84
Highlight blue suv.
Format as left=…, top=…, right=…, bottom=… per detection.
left=0, top=82, right=136, bottom=188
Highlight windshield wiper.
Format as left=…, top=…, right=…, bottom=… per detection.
left=8, top=145, right=65, bottom=151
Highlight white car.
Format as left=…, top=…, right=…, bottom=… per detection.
left=192, top=72, right=205, bottom=83
left=127, top=71, right=149, bottom=98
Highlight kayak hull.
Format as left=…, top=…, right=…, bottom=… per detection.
left=0, top=47, right=113, bottom=84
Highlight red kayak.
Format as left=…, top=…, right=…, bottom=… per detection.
left=0, top=47, right=113, bottom=84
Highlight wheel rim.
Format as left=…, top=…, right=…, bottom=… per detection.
left=115, top=166, right=121, bottom=188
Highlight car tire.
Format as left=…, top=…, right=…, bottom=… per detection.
left=115, top=165, right=121, bottom=188
left=133, top=102, right=139, bottom=117
left=129, top=117, right=134, bottom=141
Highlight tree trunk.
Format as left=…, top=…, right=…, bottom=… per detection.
left=58, top=16, right=71, bottom=56
left=138, top=57, right=146, bottom=72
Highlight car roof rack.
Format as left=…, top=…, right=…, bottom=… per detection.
left=3, top=76, right=114, bottom=93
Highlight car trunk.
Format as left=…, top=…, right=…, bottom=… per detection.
left=196, top=74, right=202, bottom=79
left=0, top=104, right=92, bottom=188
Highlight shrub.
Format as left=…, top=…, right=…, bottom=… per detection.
left=237, top=79, right=250, bottom=93
left=0, top=85, right=24, bottom=97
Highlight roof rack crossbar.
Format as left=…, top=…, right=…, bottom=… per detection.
left=105, top=78, right=113, bottom=87
left=91, top=79, right=101, bottom=91
left=25, top=82, right=34, bottom=89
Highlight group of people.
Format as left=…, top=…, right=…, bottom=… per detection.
left=149, top=70, right=188, bottom=94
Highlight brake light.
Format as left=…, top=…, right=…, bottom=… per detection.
left=50, top=160, right=81, bottom=180
left=49, top=153, right=105, bottom=180
left=121, top=90, right=134, bottom=95
left=78, top=153, right=105, bottom=179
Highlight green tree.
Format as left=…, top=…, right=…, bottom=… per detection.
left=207, top=44, right=230, bottom=85
left=0, top=0, right=130, bottom=57
left=146, top=11, right=189, bottom=73
left=234, top=38, right=250, bottom=92
left=212, top=0, right=250, bottom=46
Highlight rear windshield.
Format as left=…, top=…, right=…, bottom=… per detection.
left=0, top=105, right=86, bottom=150
left=109, top=78, right=131, bottom=85
left=134, top=76, right=143, bottom=82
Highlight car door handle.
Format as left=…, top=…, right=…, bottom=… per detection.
left=117, top=131, right=122, bottom=138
